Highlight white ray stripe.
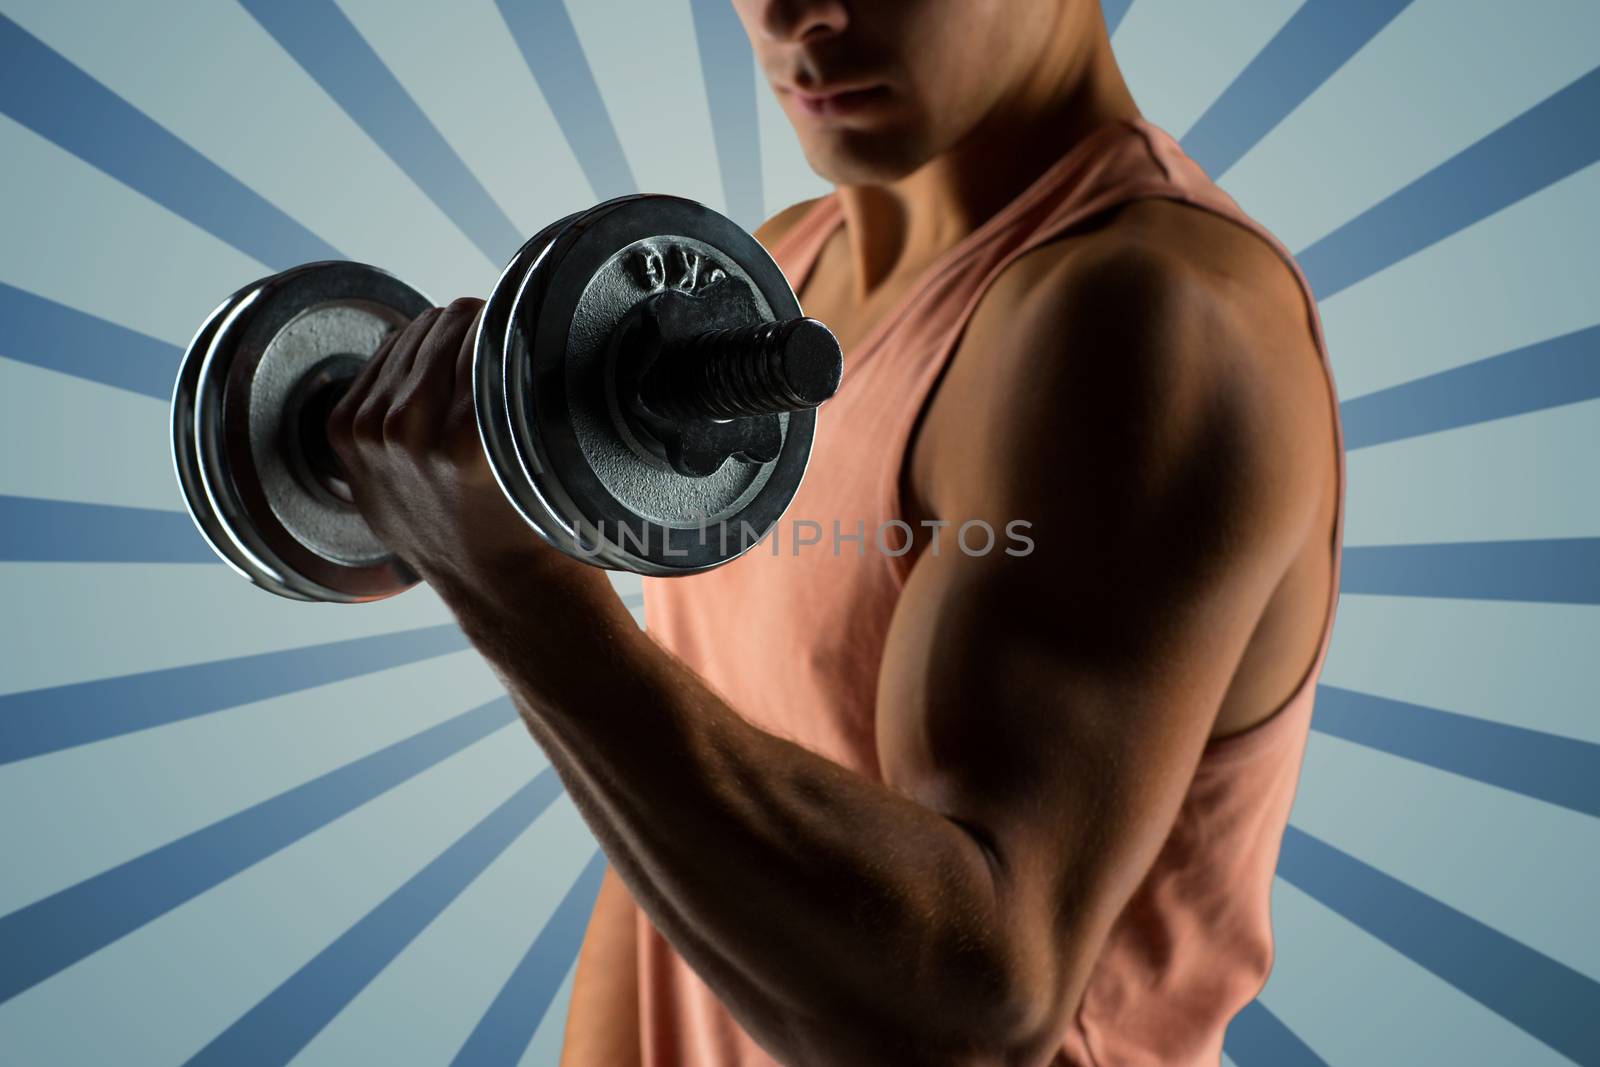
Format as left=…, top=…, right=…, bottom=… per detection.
left=611, top=570, right=645, bottom=606
left=1343, top=398, right=1600, bottom=546
left=564, top=0, right=724, bottom=212
left=334, top=0, right=595, bottom=243
left=1321, top=596, right=1600, bottom=745
left=1113, top=0, right=1303, bottom=141
left=0, top=564, right=455, bottom=696
left=1294, top=734, right=1600, bottom=983
left=5, top=0, right=488, bottom=301
left=1320, top=163, right=1600, bottom=399
left=294, top=799, right=592, bottom=1066
left=0, top=363, right=173, bottom=509
left=1221, top=0, right=1600, bottom=252
left=0, top=652, right=502, bottom=916
left=0, top=729, right=536, bottom=1064
left=1259, top=879, right=1573, bottom=1067
left=0, top=114, right=266, bottom=345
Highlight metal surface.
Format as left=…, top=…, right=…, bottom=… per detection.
left=176, top=262, right=432, bottom=602
left=636, top=310, right=843, bottom=423
left=480, top=194, right=815, bottom=575
left=172, top=279, right=277, bottom=590
left=473, top=209, right=587, bottom=554
left=615, top=281, right=841, bottom=477
left=175, top=196, right=826, bottom=602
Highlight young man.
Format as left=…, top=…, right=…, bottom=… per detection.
left=326, top=1, right=1345, bottom=1064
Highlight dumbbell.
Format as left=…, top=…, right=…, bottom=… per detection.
left=171, top=194, right=843, bottom=603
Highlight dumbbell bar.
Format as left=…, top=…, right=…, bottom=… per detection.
left=171, top=195, right=843, bottom=603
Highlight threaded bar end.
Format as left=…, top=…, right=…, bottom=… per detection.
left=639, top=317, right=842, bottom=422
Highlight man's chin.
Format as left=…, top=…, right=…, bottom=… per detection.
left=801, top=129, right=931, bottom=188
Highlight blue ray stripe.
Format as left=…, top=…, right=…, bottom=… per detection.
left=1182, top=0, right=1413, bottom=179
left=1277, top=827, right=1600, bottom=1064
left=1342, top=325, right=1600, bottom=450
left=0, top=697, right=515, bottom=1006
left=237, top=0, right=521, bottom=266
left=1312, top=685, right=1600, bottom=818
left=0, top=496, right=218, bottom=564
left=0, top=283, right=181, bottom=399
left=1224, top=1000, right=1328, bottom=1067
left=1299, top=65, right=1600, bottom=300
left=493, top=0, right=637, bottom=200
left=0, top=15, right=340, bottom=269
left=451, top=851, right=606, bottom=1067
left=689, top=0, right=765, bottom=228
left=1102, top=0, right=1133, bottom=36
left=1340, top=537, right=1600, bottom=604
left=185, top=768, right=564, bottom=1067
left=0, top=623, right=468, bottom=765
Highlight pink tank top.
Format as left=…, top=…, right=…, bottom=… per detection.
left=636, top=116, right=1347, bottom=1067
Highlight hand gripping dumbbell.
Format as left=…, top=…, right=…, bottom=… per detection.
left=171, top=194, right=843, bottom=602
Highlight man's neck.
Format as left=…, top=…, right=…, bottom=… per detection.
left=832, top=14, right=1140, bottom=300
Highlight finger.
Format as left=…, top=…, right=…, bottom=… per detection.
left=328, top=326, right=401, bottom=434
left=357, top=306, right=444, bottom=440
left=444, top=303, right=490, bottom=461
left=402, top=298, right=482, bottom=414
left=455, top=300, right=488, bottom=397
left=369, top=305, right=442, bottom=402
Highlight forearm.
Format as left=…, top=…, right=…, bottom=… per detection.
left=454, top=591, right=1034, bottom=1066
left=561, top=865, right=641, bottom=1067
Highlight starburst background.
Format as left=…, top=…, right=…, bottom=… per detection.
left=1, top=1, right=1597, bottom=1064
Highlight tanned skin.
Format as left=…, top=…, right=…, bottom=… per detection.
left=326, top=2, right=1338, bottom=1065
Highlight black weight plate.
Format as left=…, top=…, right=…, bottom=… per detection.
left=494, top=195, right=815, bottom=576
left=474, top=208, right=590, bottom=551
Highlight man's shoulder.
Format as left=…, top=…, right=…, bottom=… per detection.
left=927, top=197, right=1332, bottom=517
left=990, top=198, right=1310, bottom=352
left=964, top=197, right=1323, bottom=414
left=751, top=197, right=829, bottom=252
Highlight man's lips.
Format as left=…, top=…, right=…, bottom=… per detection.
left=786, top=83, right=889, bottom=119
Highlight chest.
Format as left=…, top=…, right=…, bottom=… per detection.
left=794, top=229, right=1089, bottom=534
left=792, top=233, right=946, bottom=364
left=791, top=234, right=1002, bottom=532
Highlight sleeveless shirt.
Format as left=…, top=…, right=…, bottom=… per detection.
left=635, top=116, right=1348, bottom=1067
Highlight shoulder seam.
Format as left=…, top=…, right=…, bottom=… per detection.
left=1128, top=120, right=1176, bottom=183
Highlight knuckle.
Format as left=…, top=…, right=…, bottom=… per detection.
left=324, top=405, right=350, bottom=442
left=351, top=398, right=386, bottom=440
left=381, top=401, right=425, bottom=443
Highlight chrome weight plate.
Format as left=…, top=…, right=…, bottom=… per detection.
left=178, top=262, right=433, bottom=602
left=477, top=195, right=815, bottom=576
left=474, top=209, right=586, bottom=557
left=172, top=278, right=274, bottom=590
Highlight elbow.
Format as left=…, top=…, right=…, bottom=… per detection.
left=907, top=951, right=1074, bottom=1067
left=965, top=986, right=1072, bottom=1067
left=775, top=961, right=1064, bottom=1067
left=779, top=869, right=1072, bottom=1067
left=787, top=996, right=1066, bottom=1067
left=940, top=941, right=1075, bottom=1067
